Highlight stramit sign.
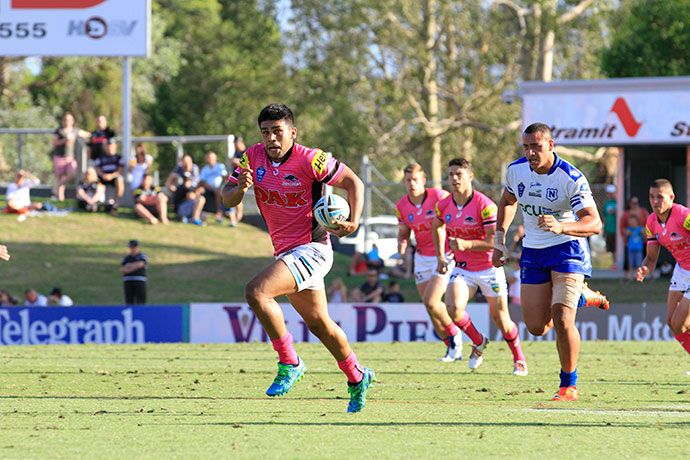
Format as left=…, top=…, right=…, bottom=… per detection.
left=521, top=78, right=690, bottom=145
left=0, top=0, right=150, bottom=56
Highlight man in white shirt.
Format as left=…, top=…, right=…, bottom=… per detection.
left=49, top=287, right=74, bottom=306
left=24, top=289, right=48, bottom=306
left=6, top=170, right=43, bottom=214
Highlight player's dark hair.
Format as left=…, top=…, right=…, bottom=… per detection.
left=650, top=178, right=673, bottom=193
left=258, top=104, right=294, bottom=127
left=523, top=122, right=553, bottom=140
left=448, top=158, right=472, bottom=171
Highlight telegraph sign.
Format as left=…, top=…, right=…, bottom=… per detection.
left=0, top=0, right=150, bottom=56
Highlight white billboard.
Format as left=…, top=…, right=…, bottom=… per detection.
left=521, top=77, right=690, bottom=146
left=190, top=302, right=490, bottom=344
left=0, top=0, right=150, bottom=57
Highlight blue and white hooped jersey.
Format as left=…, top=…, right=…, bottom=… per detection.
left=505, top=153, right=597, bottom=249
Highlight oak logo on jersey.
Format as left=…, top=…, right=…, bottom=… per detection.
left=408, top=213, right=414, bottom=223
left=445, top=214, right=452, bottom=223
left=254, top=187, right=308, bottom=208
left=311, top=150, right=331, bottom=175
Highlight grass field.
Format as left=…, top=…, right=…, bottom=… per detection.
left=0, top=202, right=672, bottom=305
left=0, top=341, right=688, bottom=459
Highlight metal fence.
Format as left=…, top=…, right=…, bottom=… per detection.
left=359, top=154, right=611, bottom=224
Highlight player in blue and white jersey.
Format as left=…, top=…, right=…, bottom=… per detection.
left=492, top=123, right=609, bottom=402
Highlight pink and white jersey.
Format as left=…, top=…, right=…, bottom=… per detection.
left=646, top=203, right=690, bottom=270
left=435, top=191, right=497, bottom=271
left=229, top=142, right=345, bottom=255
left=396, top=188, right=449, bottom=257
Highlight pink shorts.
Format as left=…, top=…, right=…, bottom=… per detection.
left=53, top=156, right=77, bottom=177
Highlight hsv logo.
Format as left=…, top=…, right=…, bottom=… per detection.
left=12, top=0, right=106, bottom=7
left=610, top=97, right=643, bottom=137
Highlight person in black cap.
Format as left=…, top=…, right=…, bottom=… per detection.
left=119, top=240, right=148, bottom=304
left=48, top=286, right=74, bottom=306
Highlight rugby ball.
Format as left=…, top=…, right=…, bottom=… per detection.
left=313, top=194, right=350, bottom=229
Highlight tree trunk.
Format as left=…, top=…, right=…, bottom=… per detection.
left=422, top=0, right=442, bottom=188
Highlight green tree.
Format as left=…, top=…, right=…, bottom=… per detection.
left=289, top=0, right=610, bottom=185
left=601, top=0, right=690, bottom=77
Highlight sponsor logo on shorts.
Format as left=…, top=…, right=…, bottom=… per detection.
left=491, top=282, right=500, bottom=292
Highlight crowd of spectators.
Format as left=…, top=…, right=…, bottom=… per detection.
left=3, top=112, right=246, bottom=228
left=0, top=286, right=73, bottom=307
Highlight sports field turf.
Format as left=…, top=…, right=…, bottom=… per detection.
left=1, top=340, right=688, bottom=459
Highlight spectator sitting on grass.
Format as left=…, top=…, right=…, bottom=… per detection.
left=24, top=288, right=47, bottom=306
left=177, top=185, right=207, bottom=226
left=382, top=280, right=405, bottom=303
left=133, top=174, right=170, bottom=225
left=197, top=151, right=227, bottom=223
left=165, top=155, right=200, bottom=213
left=0, top=289, right=19, bottom=306
left=48, top=286, right=73, bottom=306
left=95, top=141, right=125, bottom=215
left=4, top=170, right=43, bottom=215
left=350, top=269, right=384, bottom=303
left=76, top=167, right=106, bottom=213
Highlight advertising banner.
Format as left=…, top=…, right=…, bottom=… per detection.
left=0, top=306, right=186, bottom=345
left=521, top=77, right=690, bottom=146
left=190, top=302, right=490, bottom=344
left=192, top=302, right=673, bottom=344
left=489, top=303, right=674, bottom=342
left=0, top=0, right=150, bottom=56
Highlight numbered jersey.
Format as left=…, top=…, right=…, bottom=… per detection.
left=396, top=188, right=449, bottom=257
left=505, top=154, right=596, bottom=249
left=435, top=191, right=496, bottom=271
left=646, top=203, right=690, bottom=270
left=229, top=142, right=345, bottom=255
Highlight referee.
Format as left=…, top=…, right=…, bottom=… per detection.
left=120, top=240, right=148, bottom=304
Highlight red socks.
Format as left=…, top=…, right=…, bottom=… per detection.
left=502, top=323, right=526, bottom=362
left=271, top=333, right=299, bottom=365
left=455, top=312, right=483, bottom=345
left=674, top=332, right=690, bottom=356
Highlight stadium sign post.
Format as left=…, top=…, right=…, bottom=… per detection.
left=0, top=0, right=151, bottom=204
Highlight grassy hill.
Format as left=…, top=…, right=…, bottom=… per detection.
left=0, top=201, right=669, bottom=305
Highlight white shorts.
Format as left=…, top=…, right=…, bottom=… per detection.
left=278, top=242, right=333, bottom=292
left=414, top=253, right=454, bottom=285
left=669, top=264, right=690, bottom=299
left=449, top=265, right=507, bottom=297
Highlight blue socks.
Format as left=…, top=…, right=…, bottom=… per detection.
left=560, top=369, right=578, bottom=388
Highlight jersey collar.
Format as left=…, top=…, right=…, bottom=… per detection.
left=452, top=190, right=474, bottom=208
left=530, top=152, right=560, bottom=175
left=407, top=190, right=428, bottom=207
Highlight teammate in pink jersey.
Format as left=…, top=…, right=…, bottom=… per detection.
left=396, top=162, right=463, bottom=361
left=636, top=179, right=690, bottom=371
left=432, top=158, right=527, bottom=375
left=222, top=104, right=375, bottom=413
